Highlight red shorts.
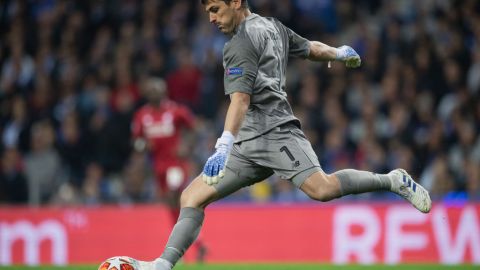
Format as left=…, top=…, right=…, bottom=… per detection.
left=153, top=160, right=189, bottom=194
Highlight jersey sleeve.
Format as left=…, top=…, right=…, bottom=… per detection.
left=281, top=23, right=310, bottom=58
left=223, top=35, right=259, bottom=95
left=131, top=111, right=144, bottom=138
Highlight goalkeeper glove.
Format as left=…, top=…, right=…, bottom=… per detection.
left=336, top=45, right=361, bottom=68
left=202, top=131, right=235, bottom=185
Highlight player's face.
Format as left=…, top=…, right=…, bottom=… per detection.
left=205, top=0, right=240, bottom=34
left=146, top=83, right=165, bottom=104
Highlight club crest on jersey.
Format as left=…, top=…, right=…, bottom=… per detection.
left=226, top=67, right=243, bottom=76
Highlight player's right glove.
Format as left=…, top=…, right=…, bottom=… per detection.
left=202, top=131, right=235, bottom=185
left=336, top=45, right=361, bottom=68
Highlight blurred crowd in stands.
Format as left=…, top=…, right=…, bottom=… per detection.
left=0, top=0, right=479, bottom=206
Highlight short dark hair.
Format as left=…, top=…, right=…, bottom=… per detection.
left=201, top=0, right=249, bottom=9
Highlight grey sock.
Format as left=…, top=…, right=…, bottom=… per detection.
left=334, top=169, right=392, bottom=196
left=160, top=207, right=205, bottom=266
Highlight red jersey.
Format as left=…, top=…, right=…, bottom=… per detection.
left=132, top=101, right=194, bottom=162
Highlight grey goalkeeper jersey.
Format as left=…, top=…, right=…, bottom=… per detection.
left=223, top=13, right=310, bottom=143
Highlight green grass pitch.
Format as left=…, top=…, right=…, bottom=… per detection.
left=0, top=264, right=477, bottom=270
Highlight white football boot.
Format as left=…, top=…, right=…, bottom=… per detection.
left=389, top=169, right=432, bottom=213
left=128, top=257, right=172, bottom=270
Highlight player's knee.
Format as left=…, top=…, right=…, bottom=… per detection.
left=307, top=189, right=337, bottom=202
left=302, top=173, right=341, bottom=202
left=179, top=192, right=199, bottom=208
left=180, top=190, right=205, bottom=209
left=179, top=177, right=217, bottom=209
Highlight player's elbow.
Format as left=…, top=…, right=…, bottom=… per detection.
left=230, top=92, right=251, bottom=111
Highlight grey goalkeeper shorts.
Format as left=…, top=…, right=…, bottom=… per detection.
left=213, top=122, right=322, bottom=198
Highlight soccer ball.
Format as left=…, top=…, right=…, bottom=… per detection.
left=98, top=256, right=137, bottom=270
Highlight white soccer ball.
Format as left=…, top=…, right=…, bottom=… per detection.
left=98, top=256, right=138, bottom=270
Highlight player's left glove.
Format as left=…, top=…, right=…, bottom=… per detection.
left=202, top=131, right=235, bottom=185
left=336, top=45, right=361, bottom=68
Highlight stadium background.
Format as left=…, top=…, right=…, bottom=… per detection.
left=0, top=0, right=479, bottom=267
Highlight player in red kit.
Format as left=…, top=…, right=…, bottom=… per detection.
left=132, top=77, right=195, bottom=221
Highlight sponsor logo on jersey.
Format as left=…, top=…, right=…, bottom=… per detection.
left=226, top=67, right=243, bottom=76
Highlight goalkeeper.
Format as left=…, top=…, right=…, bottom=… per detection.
left=131, top=0, right=432, bottom=269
